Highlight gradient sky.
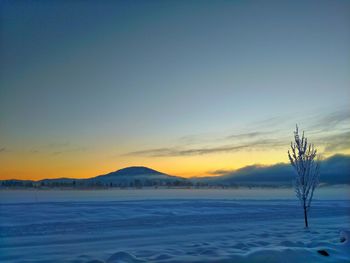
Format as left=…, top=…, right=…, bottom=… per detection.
left=1, top=0, right=349, bottom=180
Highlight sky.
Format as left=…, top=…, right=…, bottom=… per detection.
left=1, top=0, right=349, bottom=180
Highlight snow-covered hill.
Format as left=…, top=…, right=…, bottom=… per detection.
left=85, top=166, right=188, bottom=187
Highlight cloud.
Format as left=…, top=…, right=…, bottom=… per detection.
left=226, top=131, right=271, bottom=140
left=125, top=138, right=287, bottom=157
left=0, top=147, right=11, bottom=154
left=0, top=147, right=10, bottom=153
left=33, top=141, right=88, bottom=156
left=208, top=169, right=235, bottom=176
left=125, top=145, right=248, bottom=157
left=177, top=134, right=208, bottom=145
left=321, top=131, right=350, bottom=153
left=45, top=142, right=70, bottom=149
left=207, top=154, right=350, bottom=186
left=50, top=146, right=87, bottom=156
left=310, top=108, right=350, bottom=132
left=124, top=108, right=349, bottom=158
left=252, top=115, right=291, bottom=130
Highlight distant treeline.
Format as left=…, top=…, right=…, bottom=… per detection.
left=0, top=179, right=288, bottom=189
left=0, top=179, right=209, bottom=189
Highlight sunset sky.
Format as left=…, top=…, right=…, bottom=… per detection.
left=1, top=0, right=349, bottom=180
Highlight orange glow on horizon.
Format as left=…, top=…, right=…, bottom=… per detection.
left=1, top=146, right=348, bottom=181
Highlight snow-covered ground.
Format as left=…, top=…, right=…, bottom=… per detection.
left=1, top=188, right=349, bottom=262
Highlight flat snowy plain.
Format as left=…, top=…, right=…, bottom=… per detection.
left=1, top=188, right=349, bottom=263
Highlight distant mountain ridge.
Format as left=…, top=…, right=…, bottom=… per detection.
left=1, top=166, right=189, bottom=188
left=84, top=166, right=187, bottom=187
left=1, top=154, right=349, bottom=188
left=96, top=166, right=166, bottom=177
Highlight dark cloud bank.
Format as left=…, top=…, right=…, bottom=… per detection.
left=206, top=154, right=350, bottom=186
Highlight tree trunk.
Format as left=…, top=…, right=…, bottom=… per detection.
left=303, top=203, right=308, bottom=228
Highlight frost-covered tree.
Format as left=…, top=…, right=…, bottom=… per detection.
left=288, top=125, right=320, bottom=228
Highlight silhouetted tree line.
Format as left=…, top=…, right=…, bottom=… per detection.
left=0, top=179, right=288, bottom=189
left=0, top=179, right=196, bottom=189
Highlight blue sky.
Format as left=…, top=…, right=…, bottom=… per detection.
left=0, top=0, right=349, bottom=179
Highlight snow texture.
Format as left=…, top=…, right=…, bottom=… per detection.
left=0, top=188, right=349, bottom=262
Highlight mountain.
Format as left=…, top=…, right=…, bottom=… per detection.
left=0, top=166, right=189, bottom=188
left=95, top=166, right=168, bottom=178
left=85, top=166, right=188, bottom=187
left=1, top=155, right=349, bottom=188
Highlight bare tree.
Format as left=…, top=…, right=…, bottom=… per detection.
left=288, top=125, right=320, bottom=228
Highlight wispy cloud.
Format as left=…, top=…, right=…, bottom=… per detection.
left=321, top=131, right=350, bottom=153
left=0, top=147, right=9, bottom=153
left=207, top=169, right=234, bottom=176
left=176, top=133, right=216, bottom=146
left=33, top=141, right=88, bottom=156
left=124, top=145, right=247, bottom=157
left=309, top=108, right=350, bottom=132
left=125, top=138, right=286, bottom=157
left=50, top=146, right=87, bottom=156
left=124, top=108, right=350, bottom=158
left=226, top=131, right=272, bottom=140
left=255, top=115, right=290, bottom=127
left=45, top=142, right=70, bottom=149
